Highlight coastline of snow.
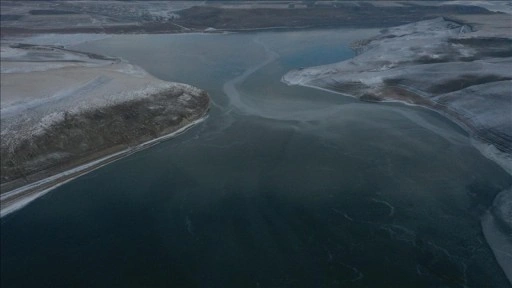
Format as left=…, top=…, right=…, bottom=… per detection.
left=0, top=40, right=210, bottom=216
left=282, top=17, right=512, bottom=284
left=282, top=17, right=512, bottom=175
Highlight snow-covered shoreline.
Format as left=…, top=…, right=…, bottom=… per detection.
left=0, top=114, right=207, bottom=218
left=285, top=77, right=512, bottom=176
left=481, top=188, right=512, bottom=284
left=1, top=38, right=210, bottom=216
left=282, top=17, right=512, bottom=176
left=282, top=17, right=512, bottom=285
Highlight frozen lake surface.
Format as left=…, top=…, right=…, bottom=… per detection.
left=1, top=30, right=511, bottom=287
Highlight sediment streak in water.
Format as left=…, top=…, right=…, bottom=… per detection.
left=222, top=36, right=279, bottom=115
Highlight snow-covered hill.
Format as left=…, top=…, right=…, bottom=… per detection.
left=0, top=43, right=209, bottom=209
left=283, top=17, right=512, bottom=174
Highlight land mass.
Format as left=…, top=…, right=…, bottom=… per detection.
left=0, top=43, right=210, bottom=216
left=1, top=0, right=511, bottom=285
left=0, top=1, right=501, bottom=35
left=283, top=16, right=512, bottom=174
left=282, top=15, right=512, bottom=284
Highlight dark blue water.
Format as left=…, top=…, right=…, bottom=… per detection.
left=2, top=30, right=511, bottom=287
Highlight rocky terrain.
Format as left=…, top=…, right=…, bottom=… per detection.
left=0, top=43, right=209, bottom=215
left=283, top=17, right=512, bottom=174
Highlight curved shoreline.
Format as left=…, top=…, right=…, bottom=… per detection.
left=283, top=53, right=512, bottom=288
left=2, top=25, right=511, bottom=286
left=282, top=18, right=512, bottom=285
left=0, top=114, right=208, bottom=218
left=284, top=79, right=512, bottom=176
left=281, top=17, right=512, bottom=176
left=1, top=40, right=211, bottom=217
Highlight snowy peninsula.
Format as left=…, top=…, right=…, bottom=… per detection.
left=0, top=42, right=209, bottom=216
left=283, top=17, right=512, bottom=175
